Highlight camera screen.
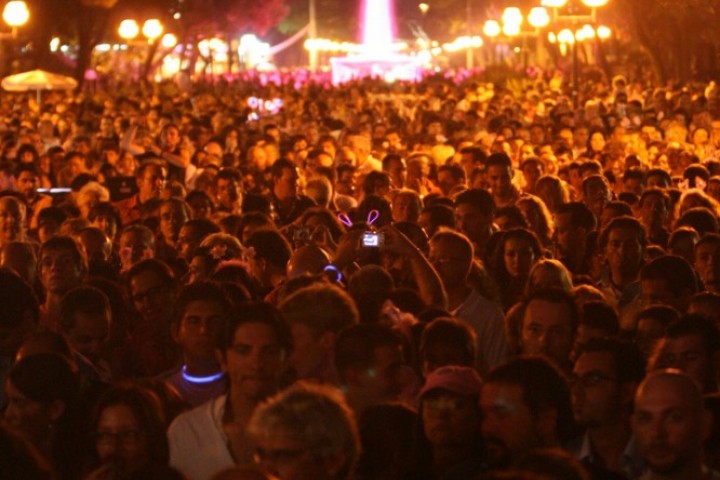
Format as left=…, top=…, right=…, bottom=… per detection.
left=362, top=233, right=380, bottom=247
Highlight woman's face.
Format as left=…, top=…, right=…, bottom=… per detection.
left=504, top=237, right=536, bottom=278
left=0, top=199, right=22, bottom=243
left=3, top=380, right=59, bottom=445
left=95, top=404, right=150, bottom=473
left=590, top=132, right=606, bottom=152
left=93, top=215, right=117, bottom=240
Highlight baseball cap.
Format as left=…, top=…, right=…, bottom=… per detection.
left=419, top=365, right=483, bottom=398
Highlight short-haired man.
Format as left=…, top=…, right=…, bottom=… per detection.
left=249, top=382, right=360, bottom=480
left=176, top=219, right=221, bottom=263
left=650, top=314, right=720, bottom=393
left=214, top=167, right=243, bottom=215
left=114, top=160, right=166, bottom=225
left=517, top=287, right=579, bottom=371
left=640, top=255, right=698, bottom=314
left=38, top=236, right=88, bottom=331
left=596, top=216, right=645, bottom=312
left=486, top=152, right=523, bottom=208
left=428, top=230, right=507, bottom=373
left=14, top=164, right=52, bottom=230
left=632, top=370, right=717, bottom=480
left=169, top=302, right=293, bottom=480
left=554, top=202, right=597, bottom=275
left=118, top=224, right=155, bottom=272
left=480, top=356, right=575, bottom=469
left=270, top=158, right=315, bottom=226
left=280, top=283, right=359, bottom=385
left=569, top=338, right=646, bottom=479
left=454, top=188, right=495, bottom=258
left=164, top=281, right=231, bottom=407
left=695, top=234, right=720, bottom=294
left=638, top=188, right=671, bottom=248
left=58, top=286, right=112, bottom=382
left=244, top=229, right=293, bottom=297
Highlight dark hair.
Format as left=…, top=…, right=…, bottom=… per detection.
left=598, top=215, right=646, bottom=249
left=280, top=283, right=359, bottom=336
left=555, top=202, right=597, bottom=231
left=639, top=187, right=671, bottom=209
left=270, top=158, right=296, bottom=179
left=419, top=317, right=477, bottom=369
left=58, top=286, right=110, bottom=332
left=646, top=168, right=672, bottom=188
left=486, top=152, right=513, bottom=170
left=485, top=356, right=575, bottom=442
left=126, top=259, right=177, bottom=291
left=244, top=229, right=292, bottom=270
left=216, top=301, right=292, bottom=353
left=575, top=337, right=645, bottom=384
left=665, top=314, right=720, bottom=355
left=495, top=206, right=529, bottom=229
left=362, top=171, right=391, bottom=196
left=675, top=207, right=719, bottom=236
left=454, top=188, right=495, bottom=218
left=172, top=281, right=232, bottom=326
left=579, top=301, right=619, bottom=337
left=519, top=288, right=580, bottom=337
left=0, top=268, right=38, bottom=329
left=640, top=255, right=698, bottom=295
left=39, top=236, right=88, bottom=275
left=334, top=324, right=404, bottom=382
left=88, top=202, right=122, bottom=230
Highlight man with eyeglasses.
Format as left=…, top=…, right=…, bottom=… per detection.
left=126, top=259, right=179, bottom=376
left=169, top=302, right=292, bottom=480
left=568, top=338, right=646, bottom=479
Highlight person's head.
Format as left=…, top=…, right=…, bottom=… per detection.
left=480, top=356, right=574, bottom=467
left=158, top=198, right=189, bottom=244
left=689, top=292, right=720, bottom=327
left=639, top=188, right=671, bottom=230
left=127, top=259, right=178, bottom=326
left=391, top=189, right=422, bottom=223
left=581, top=174, right=612, bottom=219
left=37, top=207, right=67, bottom=244
left=453, top=189, right=494, bottom=247
left=215, top=167, right=243, bottom=209
left=244, top=229, right=293, bottom=288
left=516, top=195, right=554, bottom=245
left=553, top=202, right=596, bottom=260
left=428, top=230, right=474, bottom=289
left=419, top=317, right=477, bottom=376
left=176, top=219, right=221, bottom=263
left=641, top=255, right=698, bottom=313
left=0, top=195, right=26, bottom=245
left=171, top=281, right=231, bottom=365
left=518, top=288, right=579, bottom=368
left=599, top=215, right=646, bottom=280
left=38, top=235, right=87, bottom=296
left=91, top=383, right=168, bottom=474
left=437, top=163, right=466, bottom=197
left=418, top=203, right=455, bottom=238
left=418, top=365, right=483, bottom=450
left=669, top=226, right=700, bottom=264
left=535, top=175, right=570, bottom=214
left=496, top=228, right=542, bottom=281
left=76, top=182, right=110, bottom=219
left=651, top=314, right=720, bottom=393
left=249, top=382, right=359, bottom=480
left=14, top=164, right=41, bottom=199
left=694, top=234, right=720, bottom=292
left=525, top=259, right=573, bottom=294
left=280, top=284, right=359, bottom=380
left=216, top=301, right=292, bottom=401
left=4, top=354, right=78, bottom=448
left=571, top=338, right=645, bottom=429
left=88, top=202, right=122, bottom=240
left=675, top=206, right=719, bottom=237
left=1, top=241, right=36, bottom=285
left=271, top=158, right=299, bottom=201
left=135, top=161, right=166, bottom=201
left=58, top=286, right=111, bottom=362
left=486, top=153, right=514, bottom=199
left=646, top=168, right=673, bottom=189
left=186, top=189, right=215, bottom=220
left=118, top=224, right=155, bottom=271
left=632, top=370, right=711, bottom=476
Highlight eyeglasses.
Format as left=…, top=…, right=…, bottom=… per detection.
left=95, top=429, right=144, bottom=446
left=569, top=372, right=617, bottom=389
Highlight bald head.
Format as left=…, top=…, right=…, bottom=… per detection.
left=632, top=369, right=710, bottom=477
left=287, top=245, right=331, bottom=279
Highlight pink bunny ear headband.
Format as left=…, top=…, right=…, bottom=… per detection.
left=337, top=209, right=379, bottom=228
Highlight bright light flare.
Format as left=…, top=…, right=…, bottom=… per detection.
left=118, top=19, right=139, bottom=40
left=142, top=19, right=163, bottom=40
left=362, top=0, right=395, bottom=56
left=528, top=7, right=550, bottom=28
left=483, top=20, right=501, bottom=37
left=3, top=1, right=29, bottom=28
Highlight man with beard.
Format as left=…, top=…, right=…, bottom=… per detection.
left=632, top=370, right=719, bottom=479
left=480, top=356, right=574, bottom=469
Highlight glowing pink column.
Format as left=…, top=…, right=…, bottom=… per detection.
left=361, top=0, right=396, bottom=57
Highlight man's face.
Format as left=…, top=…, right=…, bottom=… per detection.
left=455, top=203, right=490, bottom=246
left=571, top=351, right=626, bottom=428
left=521, top=299, right=575, bottom=366
left=481, top=382, right=543, bottom=467
left=219, top=322, right=286, bottom=401
left=137, top=166, right=165, bottom=200
left=119, top=232, right=153, bottom=271
left=640, top=193, right=668, bottom=229
left=641, top=279, right=686, bottom=312
left=695, top=242, right=720, bottom=290
left=428, top=238, right=471, bottom=289
left=39, top=248, right=84, bottom=295
left=174, top=300, right=223, bottom=362
left=129, top=270, right=175, bottom=325
left=254, top=429, right=332, bottom=480
left=605, top=227, right=643, bottom=279
left=632, top=376, right=708, bottom=475
left=653, top=335, right=714, bottom=392
left=521, top=163, right=543, bottom=189
left=422, top=392, right=481, bottom=448
left=584, top=178, right=611, bottom=216
left=275, top=167, right=298, bottom=200
left=553, top=212, right=585, bottom=258
left=288, top=323, right=326, bottom=380
left=487, top=165, right=513, bottom=198
left=16, top=171, right=38, bottom=198
left=176, top=225, right=201, bottom=262
left=216, top=178, right=241, bottom=208
left=65, top=310, right=110, bottom=362
left=392, top=194, right=417, bottom=223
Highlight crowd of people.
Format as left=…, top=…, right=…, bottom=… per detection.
left=2, top=72, right=720, bottom=480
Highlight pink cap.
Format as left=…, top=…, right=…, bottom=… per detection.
left=419, top=365, right=483, bottom=398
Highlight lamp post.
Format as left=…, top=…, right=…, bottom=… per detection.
left=3, top=1, right=28, bottom=36
left=497, top=7, right=550, bottom=70
left=541, top=0, right=608, bottom=108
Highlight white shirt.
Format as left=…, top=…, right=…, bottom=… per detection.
left=168, top=395, right=235, bottom=480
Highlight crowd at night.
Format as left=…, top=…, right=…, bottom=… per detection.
left=2, top=71, right=720, bottom=480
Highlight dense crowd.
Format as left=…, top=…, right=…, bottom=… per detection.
left=2, top=73, right=720, bottom=480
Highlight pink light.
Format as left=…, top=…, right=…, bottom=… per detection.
left=361, top=0, right=396, bottom=57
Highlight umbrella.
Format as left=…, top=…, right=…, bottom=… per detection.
left=1, top=69, right=78, bottom=103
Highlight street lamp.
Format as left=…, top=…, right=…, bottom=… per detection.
left=3, top=1, right=29, bottom=30
left=418, top=3, right=429, bottom=15
left=142, top=19, right=163, bottom=44
left=118, top=19, right=139, bottom=40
